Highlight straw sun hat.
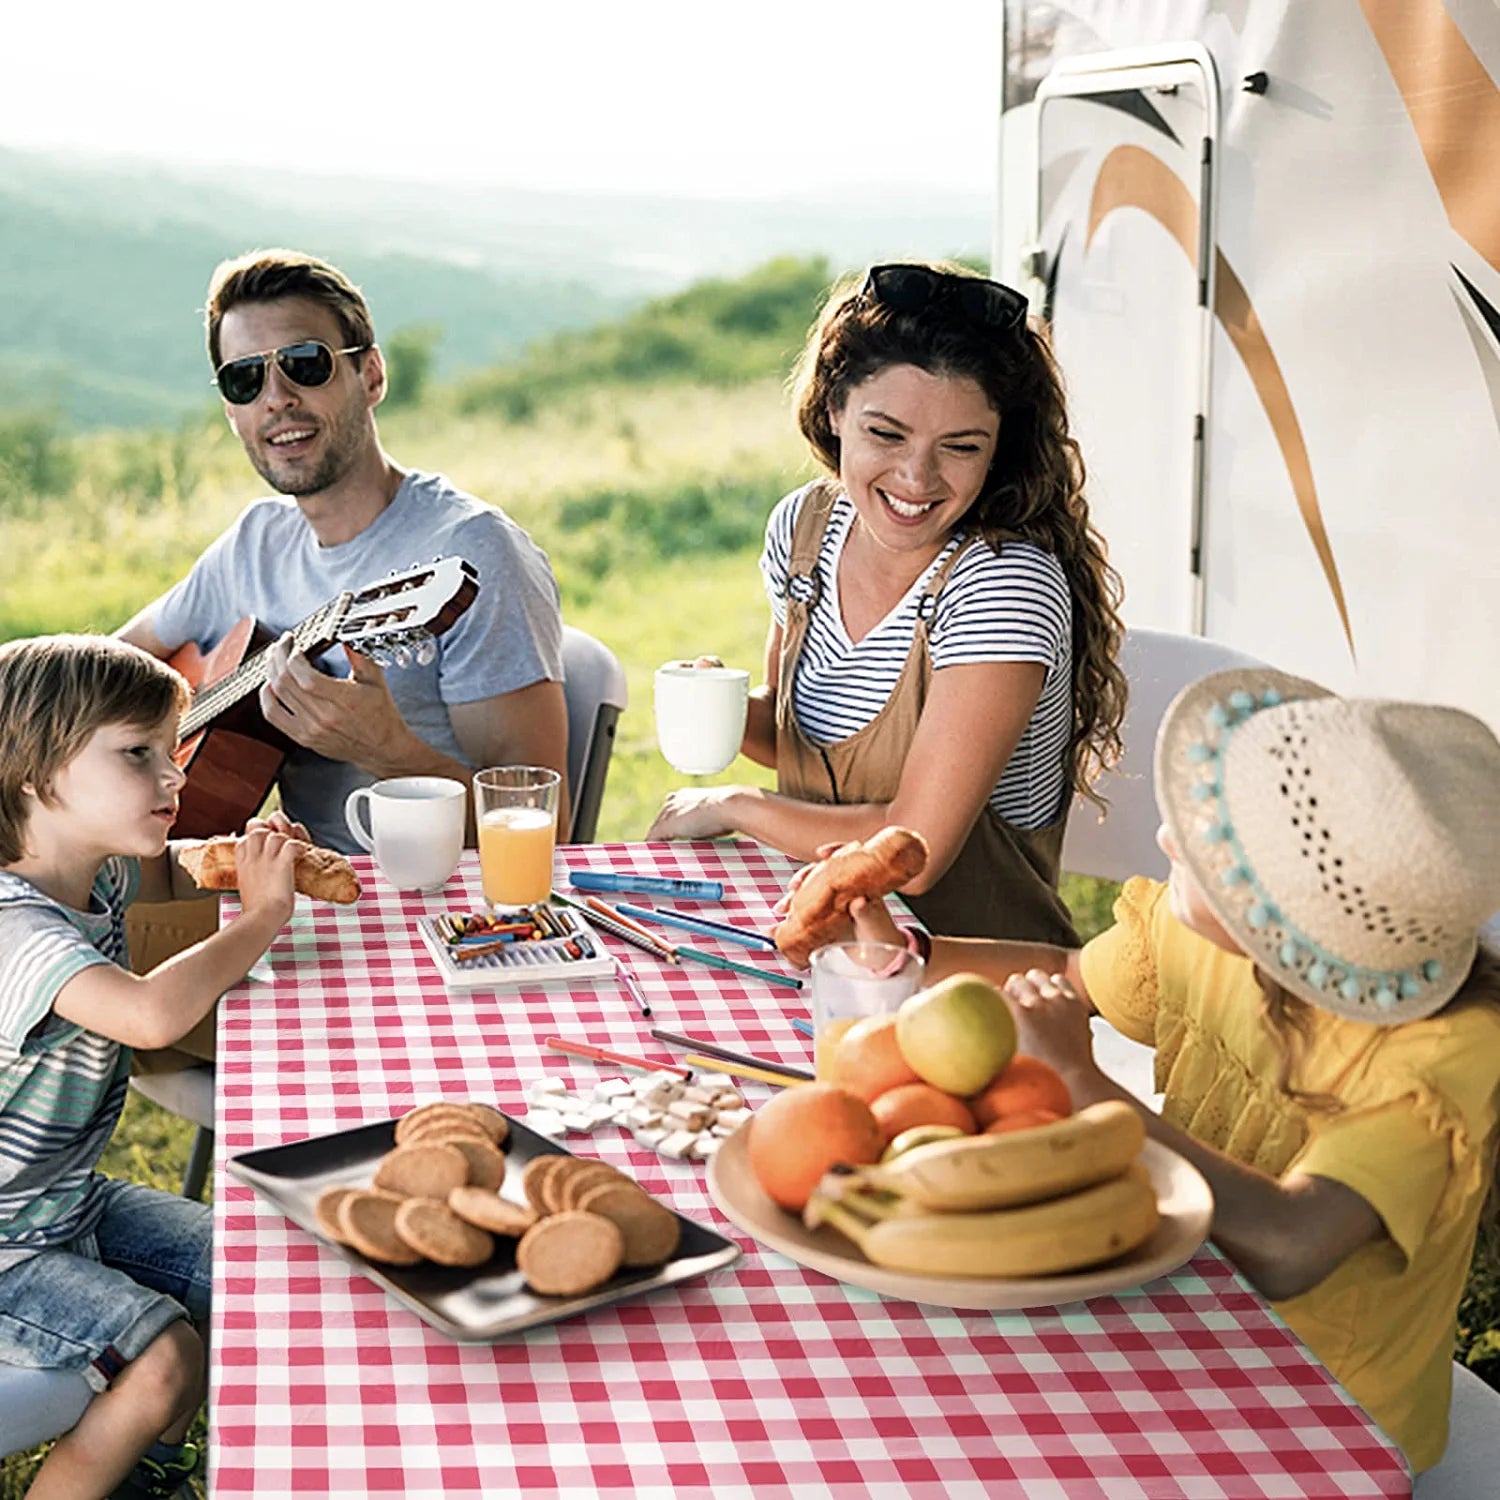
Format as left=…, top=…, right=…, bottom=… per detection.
left=1155, top=668, right=1500, bottom=1025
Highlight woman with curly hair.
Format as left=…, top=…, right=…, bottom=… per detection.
left=648, top=262, right=1127, bottom=943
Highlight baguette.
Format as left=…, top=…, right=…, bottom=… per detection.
left=772, top=826, right=928, bottom=968
left=178, top=835, right=361, bottom=905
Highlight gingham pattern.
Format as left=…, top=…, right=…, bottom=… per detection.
left=212, top=843, right=1411, bottom=1499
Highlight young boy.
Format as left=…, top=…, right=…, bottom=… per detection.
left=0, top=634, right=306, bottom=1499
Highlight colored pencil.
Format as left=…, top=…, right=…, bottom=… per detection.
left=675, top=944, right=803, bottom=990
left=683, top=1054, right=808, bottom=1090
left=551, top=891, right=677, bottom=964
left=544, top=1036, right=689, bottom=1078
left=649, top=1028, right=815, bottom=1081
left=612, top=902, right=778, bottom=951
left=616, top=961, right=653, bottom=1019
left=790, top=1016, right=815, bottom=1037
left=584, top=895, right=674, bottom=951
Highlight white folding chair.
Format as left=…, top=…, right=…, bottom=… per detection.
left=1413, top=1363, right=1500, bottom=1497
left=129, top=1065, right=216, bottom=1201
left=1062, top=627, right=1269, bottom=1103
left=0, top=1364, right=92, bottom=1459
left=560, top=626, right=629, bottom=844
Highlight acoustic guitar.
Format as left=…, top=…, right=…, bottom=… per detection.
left=168, top=556, right=479, bottom=837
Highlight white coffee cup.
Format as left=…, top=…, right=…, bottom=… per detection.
left=344, top=776, right=466, bottom=892
left=654, top=660, right=750, bottom=776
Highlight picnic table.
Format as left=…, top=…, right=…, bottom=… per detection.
left=211, top=842, right=1411, bottom=1498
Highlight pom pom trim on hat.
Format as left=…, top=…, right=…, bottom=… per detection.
left=1185, top=688, right=1442, bottom=1018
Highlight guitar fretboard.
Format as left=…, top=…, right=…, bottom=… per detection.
left=178, top=595, right=350, bottom=740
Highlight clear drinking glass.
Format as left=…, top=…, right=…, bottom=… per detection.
left=809, top=940, right=926, bottom=1081
left=473, top=766, right=561, bottom=907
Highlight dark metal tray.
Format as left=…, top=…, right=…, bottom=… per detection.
left=226, top=1114, right=741, bottom=1342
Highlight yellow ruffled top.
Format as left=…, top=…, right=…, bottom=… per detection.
left=1079, top=878, right=1500, bottom=1472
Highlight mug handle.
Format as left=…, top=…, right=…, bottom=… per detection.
left=344, top=787, right=376, bottom=853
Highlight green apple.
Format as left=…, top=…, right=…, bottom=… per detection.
left=895, top=972, right=1018, bottom=1096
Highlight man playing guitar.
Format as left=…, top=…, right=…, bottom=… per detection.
left=119, top=249, right=570, bottom=853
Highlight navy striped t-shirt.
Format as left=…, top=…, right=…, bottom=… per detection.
left=760, top=485, right=1074, bottom=829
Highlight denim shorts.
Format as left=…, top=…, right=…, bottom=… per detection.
left=0, top=1177, right=211, bottom=1392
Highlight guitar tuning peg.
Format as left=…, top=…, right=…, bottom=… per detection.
left=391, top=643, right=414, bottom=670
left=365, top=646, right=391, bottom=669
left=415, top=636, right=438, bottom=667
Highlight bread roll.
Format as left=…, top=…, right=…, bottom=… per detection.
left=178, top=835, right=361, bottom=905
left=772, top=826, right=928, bottom=968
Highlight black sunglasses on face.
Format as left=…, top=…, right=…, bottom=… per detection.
left=860, top=265, right=1030, bottom=334
left=212, top=340, right=368, bottom=405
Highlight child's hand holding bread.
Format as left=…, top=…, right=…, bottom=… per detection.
left=178, top=826, right=361, bottom=905
left=772, top=826, right=928, bottom=968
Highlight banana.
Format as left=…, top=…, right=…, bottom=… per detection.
left=822, top=1099, right=1147, bottom=1212
left=880, top=1124, right=969, bottom=1163
left=806, top=1162, right=1159, bottom=1278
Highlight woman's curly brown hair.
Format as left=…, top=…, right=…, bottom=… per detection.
left=791, top=265, right=1127, bottom=803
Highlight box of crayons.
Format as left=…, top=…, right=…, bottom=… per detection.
left=415, top=902, right=615, bottom=990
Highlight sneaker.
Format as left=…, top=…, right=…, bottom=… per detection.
left=110, top=1438, right=202, bottom=1498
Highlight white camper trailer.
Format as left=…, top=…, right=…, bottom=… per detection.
left=995, top=0, right=1500, bottom=730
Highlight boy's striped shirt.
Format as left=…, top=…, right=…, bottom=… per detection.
left=0, top=857, right=136, bottom=1268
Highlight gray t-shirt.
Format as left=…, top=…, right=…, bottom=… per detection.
left=151, top=470, right=564, bottom=851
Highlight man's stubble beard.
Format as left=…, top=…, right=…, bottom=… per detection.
left=251, top=398, right=369, bottom=499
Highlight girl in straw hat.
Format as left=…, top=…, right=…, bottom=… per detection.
left=827, top=667, right=1500, bottom=1472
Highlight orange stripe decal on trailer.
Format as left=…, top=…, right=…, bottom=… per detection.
left=1084, top=145, right=1356, bottom=658
left=1360, top=0, right=1500, bottom=275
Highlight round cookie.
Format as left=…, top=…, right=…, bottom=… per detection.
left=556, top=1161, right=627, bottom=1213
left=403, top=1118, right=494, bottom=1150
left=314, top=1186, right=356, bottom=1244
left=442, top=1137, right=507, bottom=1192
left=394, top=1199, right=495, bottom=1267
left=448, top=1187, right=539, bottom=1237
left=462, top=1102, right=511, bottom=1148
left=396, top=1103, right=483, bottom=1144
left=522, top=1154, right=569, bottom=1215
left=541, top=1156, right=602, bottom=1215
left=337, top=1190, right=423, bottom=1265
left=372, top=1142, right=469, bottom=1199
left=574, top=1180, right=681, bottom=1267
left=517, top=1210, right=624, bottom=1296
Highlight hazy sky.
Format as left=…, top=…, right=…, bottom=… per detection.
left=4, top=1, right=1001, bottom=200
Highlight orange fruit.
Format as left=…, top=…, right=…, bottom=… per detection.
left=983, top=1107, right=1064, bottom=1135
left=746, top=1082, right=883, bottom=1213
left=828, top=1013, right=922, bottom=1102
left=868, top=1083, right=977, bottom=1147
left=968, top=1055, right=1072, bottom=1130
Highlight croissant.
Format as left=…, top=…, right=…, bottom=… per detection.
left=772, top=826, right=929, bottom=968
left=178, top=836, right=362, bottom=905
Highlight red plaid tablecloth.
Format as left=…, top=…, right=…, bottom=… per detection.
left=212, top=843, right=1410, bottom=1498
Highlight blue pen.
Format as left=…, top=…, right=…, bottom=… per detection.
left=612, top=901, right=778, bottom=951
left=570, top=871, right=725, bottom=902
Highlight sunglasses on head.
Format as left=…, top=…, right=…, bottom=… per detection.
left=212, top=339, right=368, bottom=405
left=860, top=264, right=1030, bottom=334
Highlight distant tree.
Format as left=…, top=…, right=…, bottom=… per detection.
left=384, top=324, right=444, bottom=407
left=0, top=409, right=75, bottom=508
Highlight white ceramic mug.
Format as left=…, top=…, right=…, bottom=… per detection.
left=654, top=660, right=750, bottom=776
left=344, top=776, right=466, bottom=892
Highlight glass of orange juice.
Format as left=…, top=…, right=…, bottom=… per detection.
left=473, top=766, right=561, bottom=907
left=809, top=941, right=925, bottom=1081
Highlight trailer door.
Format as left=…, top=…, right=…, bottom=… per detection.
left=1030, top=47, right=1218, bottom=633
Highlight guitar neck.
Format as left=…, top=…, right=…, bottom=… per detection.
left=178, top=596, right=349, bottom=740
